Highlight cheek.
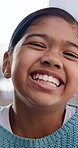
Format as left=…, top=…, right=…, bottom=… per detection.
left=66, top=64, right=78, bottom=91
left=61, top=60, right=78, bottom=97
left=11, top=50, right=41, bottom=83
left=11, top=59, right=28, bottom=80
left=13, top=48, right=42, bottom=67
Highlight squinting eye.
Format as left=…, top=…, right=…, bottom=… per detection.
left=63, top=52, right=78, bottom=59
left=28, top=42, right=46, bottom=48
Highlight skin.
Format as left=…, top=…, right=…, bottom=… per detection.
left=2, top=17, right=78, bottom=138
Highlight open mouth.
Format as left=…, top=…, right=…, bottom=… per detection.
left=30, top=72, right=64, bottom=88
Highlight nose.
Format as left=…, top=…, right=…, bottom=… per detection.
left=40, top=54, right=63, bottom=69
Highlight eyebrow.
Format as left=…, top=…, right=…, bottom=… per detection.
left=26, top=33, right=48, bottom=40
left=66, top=41, right=78, bottom=49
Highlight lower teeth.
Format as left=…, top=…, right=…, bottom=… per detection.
left=33, top=78, right=57, bottom=87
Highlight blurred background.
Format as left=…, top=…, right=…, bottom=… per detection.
left=0, top=0, right=78, bottom=106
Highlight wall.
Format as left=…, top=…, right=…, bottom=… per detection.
left=49, top=0, right=78, bottom=20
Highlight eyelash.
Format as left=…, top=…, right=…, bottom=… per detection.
left=27, top=42, right=46, bottom=48
left=63, top=52, right=78, bottom=59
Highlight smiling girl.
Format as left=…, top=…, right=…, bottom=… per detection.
left=0, top=7, right=78, bottom=147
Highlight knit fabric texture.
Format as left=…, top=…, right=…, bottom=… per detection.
left=0, top=104, right=78, bottom=148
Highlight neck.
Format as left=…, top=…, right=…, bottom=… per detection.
left=9, top=98, right=66, bottom=139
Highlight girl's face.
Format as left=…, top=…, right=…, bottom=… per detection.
left=9, top=17, right=78, bottom=109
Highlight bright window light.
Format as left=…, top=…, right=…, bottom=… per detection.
left=0, top=0, right=49, bottom=44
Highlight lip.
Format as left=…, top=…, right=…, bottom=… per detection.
left=29, top=70, right=65, bottom=91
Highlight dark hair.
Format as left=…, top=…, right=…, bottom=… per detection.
left=8, top=7, right=77, bottom=53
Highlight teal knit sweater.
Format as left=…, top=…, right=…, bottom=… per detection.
left=0, top=104, right=78, bottom=148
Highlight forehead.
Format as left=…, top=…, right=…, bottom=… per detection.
left=26, top=17, right=77, bottom=33
left=24, top=17, right=78, bottom=42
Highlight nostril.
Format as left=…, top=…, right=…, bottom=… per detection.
left=42, top=61, right=50, bottom=66
left=41, top=60, right=61, bottom=68
left=40, top=56, right=63, bottom=69
left=54, top=64, right=61, bottom=69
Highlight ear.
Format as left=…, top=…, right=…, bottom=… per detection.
left=2, top=52, right=11, bottom=78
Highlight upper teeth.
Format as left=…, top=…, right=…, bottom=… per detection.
left=32, top=74, right=60, bottom=86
